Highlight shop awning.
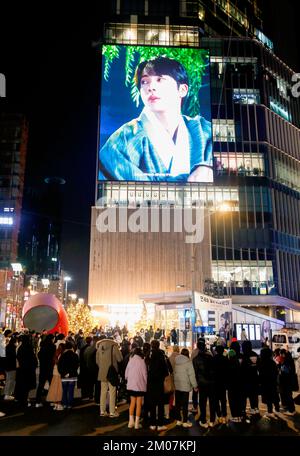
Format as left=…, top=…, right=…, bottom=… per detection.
left=139, top=291, right=192, bottom=305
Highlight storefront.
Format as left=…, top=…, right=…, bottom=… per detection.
left=140, top=291, right=194, bottom=347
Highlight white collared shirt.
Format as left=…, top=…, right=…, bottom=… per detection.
left=142, top=107, right=190, bottom=176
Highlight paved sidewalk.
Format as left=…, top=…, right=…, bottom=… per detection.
left=0, top=396, right=300, bottom=437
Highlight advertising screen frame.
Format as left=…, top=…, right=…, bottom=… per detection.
left=98, top=44, right=212, bottom=184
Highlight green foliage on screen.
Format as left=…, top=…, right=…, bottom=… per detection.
left=102, top=45, right=209, bottom=118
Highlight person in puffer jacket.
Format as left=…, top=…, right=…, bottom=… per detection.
left=173, top=348, right=197, bottom=428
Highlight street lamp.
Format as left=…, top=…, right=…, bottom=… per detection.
left=63, top=276, right=71, bottom=308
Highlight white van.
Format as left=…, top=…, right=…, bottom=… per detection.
left=271, top=330, right=300, bottom=358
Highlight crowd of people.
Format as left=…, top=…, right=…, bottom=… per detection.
left=0, top=325, right=300, bottom=431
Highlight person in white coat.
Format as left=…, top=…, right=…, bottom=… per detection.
left=173, top=348, right=198, bottom=428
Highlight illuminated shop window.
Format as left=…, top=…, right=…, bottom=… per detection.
left=213, top=119, right=236, bottom=142
left=104, top=183, right=239, bottom=210
left=270, top=99, right=291, bottom=122
left=212, top=261, right=275, bottom=295
left=105, top=23, right=199, bottom=46
left=215, top=153, right=264, bottom=176
left=233, top=88, right=260, bottom=105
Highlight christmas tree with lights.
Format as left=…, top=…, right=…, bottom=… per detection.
left=66, top=302, right=94, bottom=334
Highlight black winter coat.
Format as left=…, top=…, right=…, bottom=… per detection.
left=16, top=343, right=38, bottom=391
left=212, top=353, right=229, bottom=389
left=58, top=350, right=79, bottom=378
left=5, top=342, right=17, bottom=371
left=193, top=351, right=215, bottom=387
left=258, top=358, right=279, bottom=403
left=148, top=349, right=168, bottom=398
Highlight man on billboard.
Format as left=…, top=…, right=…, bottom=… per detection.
left=99, top=56, right=212, bottom=182
left=218, top=312, right=232, bottom=343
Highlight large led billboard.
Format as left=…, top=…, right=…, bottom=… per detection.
left=99, top=45, right=212, bottom=183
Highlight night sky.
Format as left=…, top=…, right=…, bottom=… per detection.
left=0, top=1, right=300, bottom=300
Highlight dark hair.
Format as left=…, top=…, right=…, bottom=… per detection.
left=143, top=342, right=151, bottom=354
left=260, top=347, right=272, bottom=360
left=133, top=347, right=144, bottom=358
left=65, top=341, right=74, bottom=350
left=197, top=340, right=206, bottom=352
left=135, top=56, right=189, bottom=89
left=215, top=345, right=224, bottom=355
left=181, top=348, right=190, bottom=358
left=151, top=339, right=160, bottom=351
left=7, top=335, right=17, bottom=346
left=242, top=340, right=252, bottom=355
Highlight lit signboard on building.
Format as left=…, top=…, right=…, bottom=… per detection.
left=99, top=45, right=212, bottom=183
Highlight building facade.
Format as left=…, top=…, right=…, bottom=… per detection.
left=0, top=113, right=28, bottom=268
left=0, top=112, right=28, bottom=326
left=89, top=0, right=300, bottom=329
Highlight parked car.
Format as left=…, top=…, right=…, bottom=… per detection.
left=271, top=330, right=300, bottom=358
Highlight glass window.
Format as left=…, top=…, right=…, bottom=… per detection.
left=105, top=23, right=199, bottom=46
left=275, top=159, right=300, bottom=191
left=215, top=153, right=264, bottom=176
left=212, top=260, right=275, bottom=295
left=233, top=88, right=260, bottom=105
left=213, top=119, right=235, bottom=142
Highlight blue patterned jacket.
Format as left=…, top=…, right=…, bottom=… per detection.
left=99, top=111, right=212, bottom=182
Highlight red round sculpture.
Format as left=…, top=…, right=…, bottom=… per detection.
left=22, top=293, right=68, bottom=335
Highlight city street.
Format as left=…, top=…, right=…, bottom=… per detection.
left=0, top=396, right=300, bottom=437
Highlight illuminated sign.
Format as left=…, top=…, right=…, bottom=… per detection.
left=99, top=45, right=212, bottom=183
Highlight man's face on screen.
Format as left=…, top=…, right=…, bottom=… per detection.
left=139, top=72, right=188, bottom=114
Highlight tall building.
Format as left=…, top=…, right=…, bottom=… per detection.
left=0, top=112, right=28, bottom=326
left=0, top=112, right=28, bottom=267
left=88, top=1, right=300, bottom=333
left=19, top=176, right=65, bottom=281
